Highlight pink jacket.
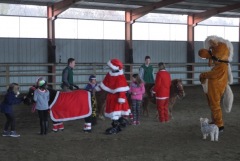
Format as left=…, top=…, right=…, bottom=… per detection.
left=129, top=82, right=145, bottom=100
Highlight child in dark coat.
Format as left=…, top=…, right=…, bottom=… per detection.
left=83, top=75, right=98, bottom=132
left=0, top=83, right=25, bottom=137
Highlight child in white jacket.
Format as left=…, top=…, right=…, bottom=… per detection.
left=34, top=78, right=49, bottom=135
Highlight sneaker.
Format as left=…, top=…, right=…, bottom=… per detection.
left=2, top=131, right=10, bottom=137
left=10, top=131, right=20, bottom=137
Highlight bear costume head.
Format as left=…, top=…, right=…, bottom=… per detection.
left=198, top=35, right=234, bottom=84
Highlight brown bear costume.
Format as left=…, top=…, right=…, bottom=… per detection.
left=198, top=35, right=234, bottom=132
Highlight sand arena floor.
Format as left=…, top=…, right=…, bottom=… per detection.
left=0, top=85, right=240, bottom=161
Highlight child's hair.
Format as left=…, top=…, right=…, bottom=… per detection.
left=7, top=83, right=19, bottom=94
left=132, top=74, right=142, bottom=86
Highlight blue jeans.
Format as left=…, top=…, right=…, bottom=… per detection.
left=131, top=99, right=142, bottom=122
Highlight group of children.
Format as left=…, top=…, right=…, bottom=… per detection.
left=0, top=59, right=146, bottom=137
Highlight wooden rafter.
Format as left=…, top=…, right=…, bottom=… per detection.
left=53, top=0, right=81, bottom=17
left=131, top=0, right=184, bottom=21
left=193, top=2, right=240, bottom=25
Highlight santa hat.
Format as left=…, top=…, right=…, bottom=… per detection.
left=107, top=59, right=123, bottom=70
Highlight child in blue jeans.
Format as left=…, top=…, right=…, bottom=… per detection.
left=0, top=83, right=25, bottom=137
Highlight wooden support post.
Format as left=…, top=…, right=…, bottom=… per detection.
left=187, top=15, right=195, bottom=85
left=47, top=6, right=56, bottom=88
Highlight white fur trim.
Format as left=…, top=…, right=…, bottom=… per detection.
left=155, top=97, right=168, bottom=100
left=52, top=122, right=63, bottom=126
left=104, top=109, right=131, bottom=120
left=84, top=123, right=92, bottom=130
left=109, top=70, right=123, bottom=76
left=118, top=98, right=125, bottom=103
left=107, top=60, right=119, bottom=70
left=223, top=84, right=234, bottom=113
left=49, top=91, right=60, bottom=110
left=201, top=79, right=208, bottom=94
left=95, top=85, right=101, bottom=91
left=100, top=82, right=129, bottom=94
left=228, top=64, right=233, bottom=84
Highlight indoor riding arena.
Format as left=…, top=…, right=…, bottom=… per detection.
left=0, top=0, right=240, bottom=161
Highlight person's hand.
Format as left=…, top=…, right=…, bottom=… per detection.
left=151, top=90, right=155, bottom=97
left=199, top=74, right=206, bottom=84
left=69, top=85, right=74, bottom=90
left=73, top=85, right=79, bottom=89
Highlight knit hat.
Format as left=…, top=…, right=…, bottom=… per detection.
left=89, top=75, right=96, bottom=81
left=107, top=59, right=123, bottom=70
left=36, top=77, right=47, bottom=87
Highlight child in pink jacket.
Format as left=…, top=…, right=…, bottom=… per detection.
left=129, top=74, right=145, bottom=125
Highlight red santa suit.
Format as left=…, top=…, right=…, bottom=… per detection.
left=97, top=59, right=130, bottom=120
left=152, top=69, right=171, bottom=122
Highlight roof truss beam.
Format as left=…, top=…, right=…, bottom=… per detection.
left=53, top=0, right=81, bottom=17
left=193, top=2, right=240, bottom=25
left=131, top=0, right=184, bottom=21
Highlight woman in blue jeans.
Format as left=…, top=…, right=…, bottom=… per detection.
left=0, top=83, right=25, bottom=137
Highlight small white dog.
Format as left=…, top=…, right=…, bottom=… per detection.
left=200, top=117, right=219, bottom=141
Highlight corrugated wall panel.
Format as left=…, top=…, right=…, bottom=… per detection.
left=132, top=40, right=187, bottom=81
left=0, top=38, right=47, bottom=63
left=55, top=39, right=125, bottom=63
left=133, top=41, right=187, bottom=63
left=0, top=38, right=48, bottom=92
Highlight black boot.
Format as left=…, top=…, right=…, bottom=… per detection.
left=118, top=117, right=129, bottom=128
left=44, top=121, right=48, bottom=135
left=105, top=120, right=121, bottom=135
left=91, top=117, right=97, bottom=126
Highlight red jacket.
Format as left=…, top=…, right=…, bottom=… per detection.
left=152, top=70, right=171, bottom=99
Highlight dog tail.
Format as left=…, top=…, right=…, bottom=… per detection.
left=223, top=84, right=234, bottom=113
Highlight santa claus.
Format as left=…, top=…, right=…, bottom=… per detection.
left=96, top=59, right=130, bottom=134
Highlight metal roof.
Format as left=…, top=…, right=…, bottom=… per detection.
left=1, top=0, right=240, bottom=17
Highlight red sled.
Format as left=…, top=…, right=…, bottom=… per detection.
left=49, top=90, right=92, bottom=122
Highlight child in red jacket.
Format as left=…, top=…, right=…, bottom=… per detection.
left=152, top=63, right=171, bottom=122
